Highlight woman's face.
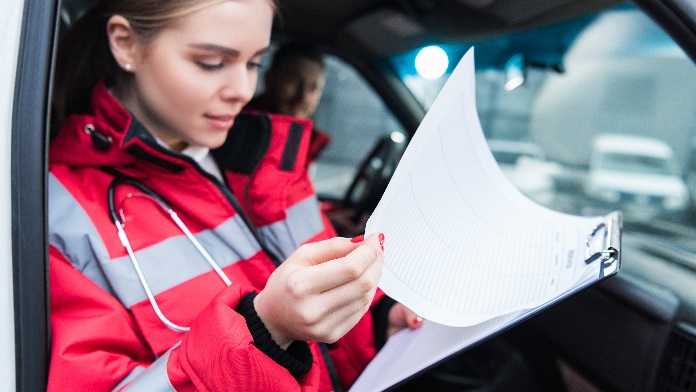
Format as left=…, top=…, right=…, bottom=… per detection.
left=267, top=56, right=325, bottom=119
left=121, top=0, right=273, bottom=151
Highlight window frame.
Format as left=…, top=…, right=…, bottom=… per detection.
left=12, top=0, right=57, bottom=390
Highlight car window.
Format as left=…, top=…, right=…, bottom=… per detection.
left=390, top=4, right=696, bottom=227
left=256, top=50, right=408, bottom=200
left=311, top=55, right=407, bottom=199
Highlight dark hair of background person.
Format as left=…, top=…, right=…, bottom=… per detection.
left=268, top=41, right=325, bottom=74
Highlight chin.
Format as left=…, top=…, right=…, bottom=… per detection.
left=194, top=135, right=228, bottom=150
left=208, top=139, right=228, bottom=150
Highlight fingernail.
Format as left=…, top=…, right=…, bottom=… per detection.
left=415, top=316, right=423, bottom=324
left=379, top=233, right=385, bottom=251
left=350, top=234, right=364, bottom=243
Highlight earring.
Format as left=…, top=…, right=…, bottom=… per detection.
left=124, top=63, right=132, bottom=71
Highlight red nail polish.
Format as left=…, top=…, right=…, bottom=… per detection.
left=350, top=234, right=364, bottom=243
left=379, top=233, right=385, bottom=251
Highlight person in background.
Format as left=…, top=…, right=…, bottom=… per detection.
left=48, top=0, right=421, bottom=390
left=248, top=42, right=369, bottom=236
left=246, top=41, right=332, bottom=170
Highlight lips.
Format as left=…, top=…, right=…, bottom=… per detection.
left=204, top=114, right=236, bottom=130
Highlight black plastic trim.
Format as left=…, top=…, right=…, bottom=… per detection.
left=11, top=0, right=57, bottom=390
left=633, top=0, right=696, bottom=63
left=279, top=122, right=304, bottom=172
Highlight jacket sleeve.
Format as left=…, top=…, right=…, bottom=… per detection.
left=166, top=288, right=323, bottom=392
left=47, top=246, right=322, bottom=391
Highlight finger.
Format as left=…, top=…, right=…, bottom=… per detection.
left=290, top=236, right=362, bottom=267
left=387, top=303, right=423, bottom=337
left=393, top=304, right=423, bottom=329
left=306, top=288, right=376, bottom=343
left=302, top=233, right=384, bottom=293
left=403, top=307, right=424, bottom=329
left=317, top=257, right=382, bottom=315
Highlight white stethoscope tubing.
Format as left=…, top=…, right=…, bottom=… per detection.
left=169, top=210, right=233, bottom=286
left=110, top=178, right=232, bottom=332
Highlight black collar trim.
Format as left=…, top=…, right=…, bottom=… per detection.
left=212, top=113, right=272, bottom=176
left=122, top=115, right=186, bottom=172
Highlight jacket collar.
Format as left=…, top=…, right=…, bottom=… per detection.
left=49, top=81, right=312, bottom=179
left=50, top=81, right=194, bottom=173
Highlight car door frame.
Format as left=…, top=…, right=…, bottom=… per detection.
left=11, top=0, right=57, bottom=390
left=7, top=0, right=696, bottom=391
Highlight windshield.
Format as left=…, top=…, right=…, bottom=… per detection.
left=390, top=4, right=696, bottom=230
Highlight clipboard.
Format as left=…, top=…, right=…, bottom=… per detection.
left=584, top=210, right=622, bottom=278
left=351, top=211, right=623, bottom=392
left=351, top=48, right=624, bottom=391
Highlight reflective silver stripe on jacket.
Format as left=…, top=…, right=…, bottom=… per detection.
left=106, top=216, right=261, bottom=307
left=49, top=174, right=117, bottom=296
left=258, top=194, right=325, bottom=260
left=49, top=173, right=326, bottom=307
left=115, top=344, right=178, bottom=391
left=50, top=174, right=260, bottom=306
left=112, top=366, right=145, bottom=391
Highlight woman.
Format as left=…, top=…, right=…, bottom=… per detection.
left=48, top=0, right=420, bottom=390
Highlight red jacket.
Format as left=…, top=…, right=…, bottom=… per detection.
left=47, top=82, right=381, bottom=391
left=244, top=95, right=332, bottom=166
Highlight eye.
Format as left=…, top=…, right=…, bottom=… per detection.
left=247, top=61, right=263, bottom=71
left=248, top=53, right=267, bottom=71
left=195, top=61, right=224, bottom=71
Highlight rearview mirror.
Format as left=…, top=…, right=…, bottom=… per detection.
left=504, top=53, right=526, bottom=91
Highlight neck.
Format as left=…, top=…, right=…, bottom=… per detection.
left=111, top=80, right=187, bottom=152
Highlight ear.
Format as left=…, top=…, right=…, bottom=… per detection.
left=106, top=15, right=138, bottom=72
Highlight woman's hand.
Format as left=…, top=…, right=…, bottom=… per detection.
left=254, top=233, right=385, bottom=349
left=386, top=303, right=423, bottom=338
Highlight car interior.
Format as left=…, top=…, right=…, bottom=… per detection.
left=12, top=0, right=696, bottom=390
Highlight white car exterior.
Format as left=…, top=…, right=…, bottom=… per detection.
left=0, top=0, right=24, bottom=389
left=584, top=134, right=690, bottom=220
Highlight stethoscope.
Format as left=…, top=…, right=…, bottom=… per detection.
left=108, top=177, right=345, bottom=390
left=108, top=177, right=232, bottom=332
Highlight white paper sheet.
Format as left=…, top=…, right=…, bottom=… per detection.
left=365, top=48, right=604, bottom=328
left=351, top=48, right=609, bottom=391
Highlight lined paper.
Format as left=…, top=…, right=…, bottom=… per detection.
left=366, top=48, right=603, bottom=327
left=351, top=48, right=608, bottom=391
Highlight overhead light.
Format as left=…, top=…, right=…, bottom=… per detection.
left=415, top=46, right=449, bottom=80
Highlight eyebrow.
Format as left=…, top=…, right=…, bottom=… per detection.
left=188, top=43, right=270, bottom=57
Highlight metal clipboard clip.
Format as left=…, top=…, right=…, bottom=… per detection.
left=584, top=210, right=622, bottom=278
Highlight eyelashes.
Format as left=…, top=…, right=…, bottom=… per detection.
left=196, top=61, right=224, bottom=71
left=195, top=61, right=263, bottom=71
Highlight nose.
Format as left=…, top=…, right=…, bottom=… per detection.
left=220, top=66, right=256, bottom=104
